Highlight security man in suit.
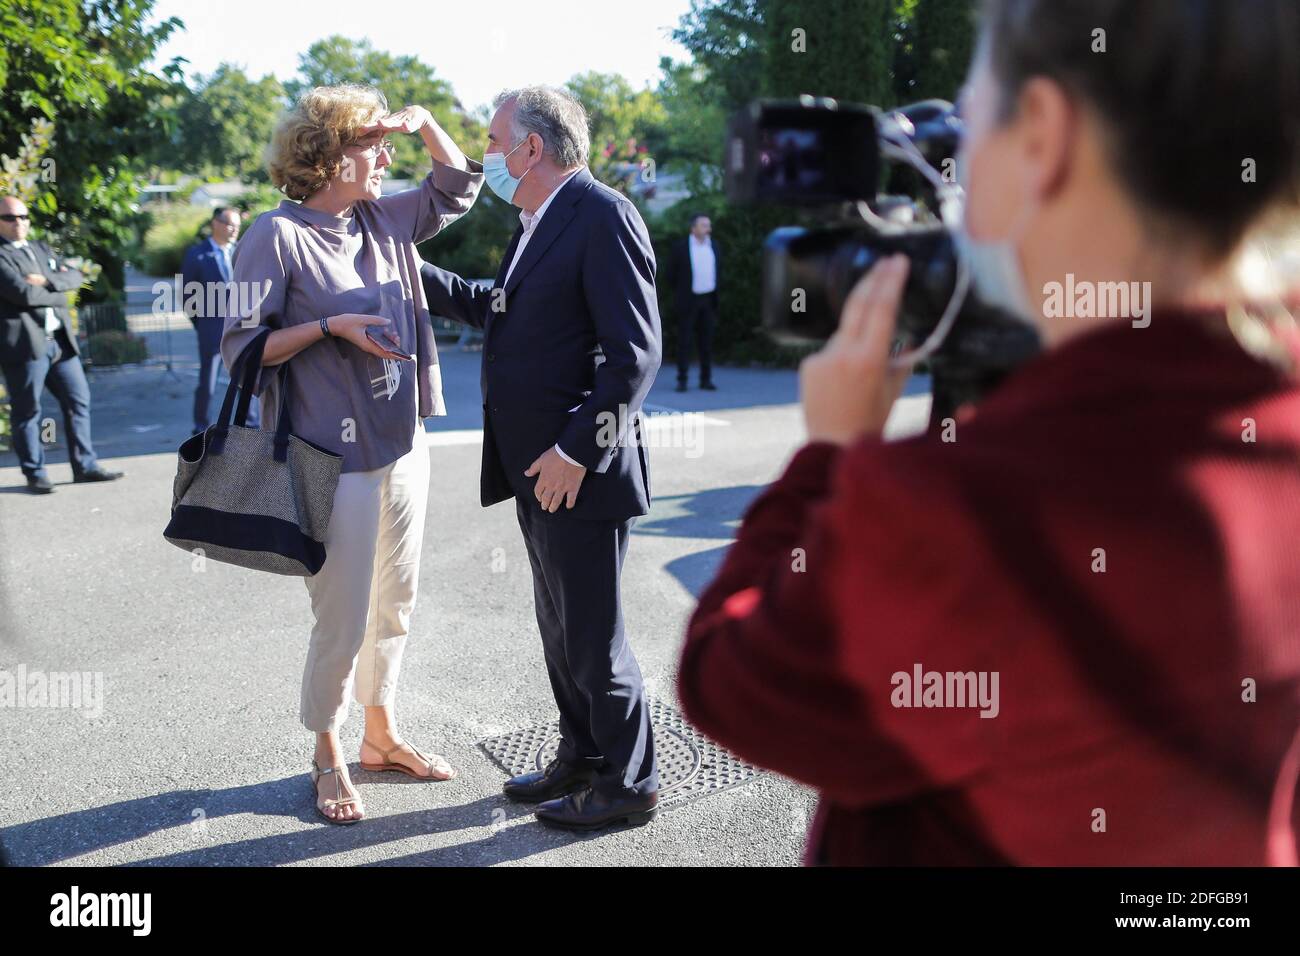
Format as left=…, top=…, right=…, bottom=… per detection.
left=670, top=212, right=720, bottom=392
left=181, top=206, right=258, bottom=434
left=0, top=195, right=122, bottom=493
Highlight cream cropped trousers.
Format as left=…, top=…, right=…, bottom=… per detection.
left=301, top=423, right=429, bottom=732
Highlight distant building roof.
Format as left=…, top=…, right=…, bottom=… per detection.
left=641, top=171, right=695, bottom=216
left=190, top=182, right=247, bottom=205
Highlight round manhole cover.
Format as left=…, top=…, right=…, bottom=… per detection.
left=535, top=725, right=701, bottom=794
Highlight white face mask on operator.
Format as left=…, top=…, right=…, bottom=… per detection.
left=952, top=150, right=1037, bottom=326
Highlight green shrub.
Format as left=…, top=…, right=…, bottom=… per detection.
left=138, top=205, right=212, bottom=278
left=233, top=183, right=286, bottom=221
left=85, top=330, right=148, bottom=366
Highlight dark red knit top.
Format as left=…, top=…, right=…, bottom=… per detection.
left=679, top=309, right=1300, bottom=865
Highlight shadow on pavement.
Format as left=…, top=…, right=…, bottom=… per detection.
left=0, top=771, right=576, bottom=867
left=632, top=484, right=768, bottom=598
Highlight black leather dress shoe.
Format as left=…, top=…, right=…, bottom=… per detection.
left=675, top=381, right=688, bottom=392
left=535, top=787, right=659, bottom=831
left=502, top=758, right=598, bottom=803
left=26, top=475, right=55, bottom=494
left=700, top=381, right=718, bottom=391
left=72, top=467, right=124, bottom=483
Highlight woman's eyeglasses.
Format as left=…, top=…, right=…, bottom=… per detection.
left=353, top=139, right=395, bottom=159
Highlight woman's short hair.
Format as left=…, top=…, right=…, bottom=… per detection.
left=266, top=85, right=389, bottom=201
left=981, top=0, right=1300, bottom=260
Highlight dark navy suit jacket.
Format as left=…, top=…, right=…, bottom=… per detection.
left=181, top=237, right=233, bottom=352
left=421, top=168, right=662, bottom=522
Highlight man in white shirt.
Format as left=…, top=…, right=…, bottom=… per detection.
left=0, top=195, right=122, bottom=493
left=671, top=213, right=721, bottom=391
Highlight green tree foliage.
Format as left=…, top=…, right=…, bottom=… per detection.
left=0, top=0, right=184, bottom=298
left=172, top=65, right=287, bottom=180
left=765, top=0, right=896, bottom=106
left=137, top=203, right=214, bottom=277
left=653, top=58, right=728, bottom=181
left=894, top=0, right=977, bottom=103
left=671, top=0, right=769, bottom=113
left=565, top=71, right=667, bottom=196
left=0, top=117, right=56, bottom=204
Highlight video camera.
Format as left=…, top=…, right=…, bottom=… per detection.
left=724, top=96, right=1041, bottom=422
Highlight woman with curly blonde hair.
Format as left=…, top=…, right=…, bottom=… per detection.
left=221, top=84, right=483, bottom=823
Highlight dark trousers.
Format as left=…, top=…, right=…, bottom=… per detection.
left=514, top=497, right=659, bottom=797
left=676, top=291, right=717, bottom=385
left=1, top=335, right=99, bottom=480
left=193, top=316, right=257, bottom=432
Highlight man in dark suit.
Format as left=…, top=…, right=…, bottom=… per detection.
left=670, top=213, right=720, bottom=392
left=0, top=195, right=122, bottom=494
left=421, top=86, right=661, bottom=831
left=180, top=207, right=258, bottom=434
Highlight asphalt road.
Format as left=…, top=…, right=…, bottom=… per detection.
left=0, top=322, right=931, bottom=866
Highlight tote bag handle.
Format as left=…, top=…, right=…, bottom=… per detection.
left=210, top=328, right=299, bottom=463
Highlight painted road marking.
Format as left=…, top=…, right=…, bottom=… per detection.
left=425, top=405, right=732, bottom=449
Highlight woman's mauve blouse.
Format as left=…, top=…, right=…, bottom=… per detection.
left=221, top=157, right=484, bottom=472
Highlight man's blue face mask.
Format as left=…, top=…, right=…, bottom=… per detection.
left=483, top=137, right=530, bottom=204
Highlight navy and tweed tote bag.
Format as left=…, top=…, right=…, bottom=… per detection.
left=163, top=329, right=342, bottom=575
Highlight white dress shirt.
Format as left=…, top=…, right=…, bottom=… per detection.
left=10, top=239, right=61, bottom=335
left=506, top=168, right=586, bottom=468
left=689, top=234, right=717, bottom=293
left=504, top=167, right=580, bottom=285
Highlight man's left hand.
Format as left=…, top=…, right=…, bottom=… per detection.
left=525, top=447, right=587, bottom=512
left=24, top=273, right=47, bottom=287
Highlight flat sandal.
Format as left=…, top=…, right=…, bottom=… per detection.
left=360, top=738, right=457, bottom=781
left=310, top=758, right=364, bottom=824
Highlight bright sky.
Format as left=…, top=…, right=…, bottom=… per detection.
left=147, top=0, right=695, bottom=113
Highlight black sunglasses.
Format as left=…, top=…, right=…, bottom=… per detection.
left=0, top=214, right=31, bottom=222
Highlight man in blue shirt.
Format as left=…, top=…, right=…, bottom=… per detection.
left=181, top=207, right=258, bottom=433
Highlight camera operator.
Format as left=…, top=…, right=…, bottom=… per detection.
left=678, top=0, right=1300, bottom=866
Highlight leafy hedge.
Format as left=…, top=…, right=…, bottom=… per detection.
left=84, top=330, right=148, bottom=366
left=137, top=205, right=214, bottom=278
